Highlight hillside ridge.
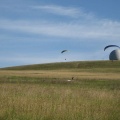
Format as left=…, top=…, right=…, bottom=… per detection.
left=1, top=60, right=120, bottom=70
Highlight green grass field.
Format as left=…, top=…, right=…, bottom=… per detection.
left=0, top=60, right=120, bottom=120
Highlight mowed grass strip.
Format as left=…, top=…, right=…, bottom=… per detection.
left=0, top=69, right=120, bottom=80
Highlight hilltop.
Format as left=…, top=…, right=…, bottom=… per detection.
left=1, top=60, right=120, bottom=70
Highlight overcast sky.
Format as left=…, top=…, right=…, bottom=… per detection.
left=0, top=0, right=120, bottom=68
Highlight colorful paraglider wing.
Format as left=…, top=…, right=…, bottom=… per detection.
left=61, top=50, right=67, bottom=53
left=104, top=45, right=120, bottom=51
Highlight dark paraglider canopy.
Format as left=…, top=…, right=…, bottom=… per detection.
left=61, top=50, right=67, bottom=53
left=104, top=45, right=120, bottom=51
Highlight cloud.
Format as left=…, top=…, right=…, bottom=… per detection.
left=1, top=18, right=120, bottom=40
left=32, top=5, right=95, bottom=19
left=0, top=5, right=120, bottom=41
left=32, top=5, right=82, bottom=18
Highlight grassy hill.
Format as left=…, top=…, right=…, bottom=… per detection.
left=0, top=60, right=120, bottom=120
left=1, top=60, right=120, bottom=70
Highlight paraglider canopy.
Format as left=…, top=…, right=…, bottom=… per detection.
left=104, top=45, right=120, bottom=51
left=61, top=50, right=67, bottom=53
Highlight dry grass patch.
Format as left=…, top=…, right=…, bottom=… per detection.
left=0, top=83, right=120, bottom=120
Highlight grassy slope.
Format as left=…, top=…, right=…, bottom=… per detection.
left=1, top=60, right=120, bottom=87
left=0, top=60, right=120, bottom=120
left=1, top=60, right=120, bottom=70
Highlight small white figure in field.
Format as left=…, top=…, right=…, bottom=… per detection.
left=67, top=77, right=74, bottom=82
left=67, top=80, right=71, bottom=82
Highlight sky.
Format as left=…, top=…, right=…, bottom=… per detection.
left=1, top=0, right=120, bottom=68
